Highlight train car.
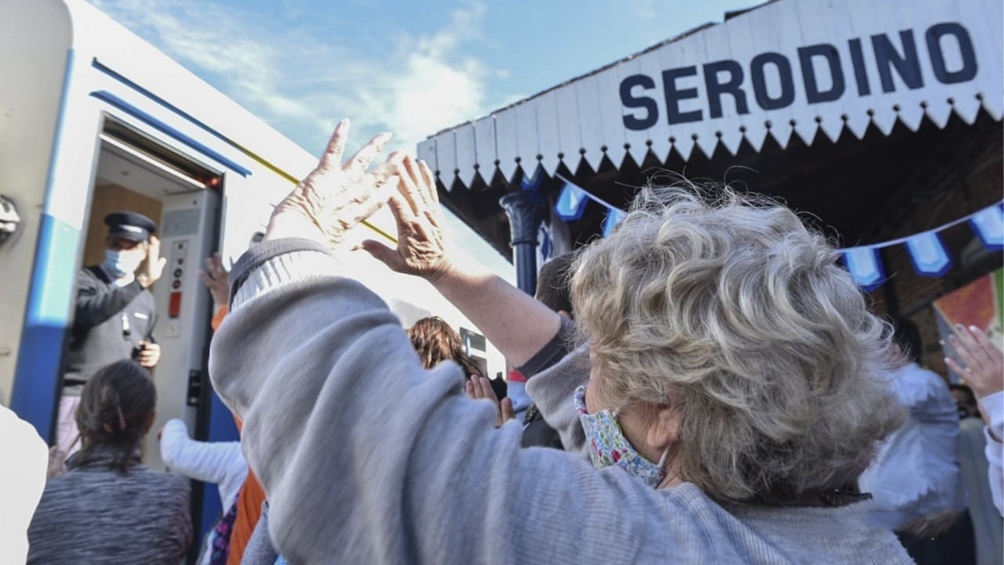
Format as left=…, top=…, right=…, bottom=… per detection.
left=0, top=0, right=509, bottom=542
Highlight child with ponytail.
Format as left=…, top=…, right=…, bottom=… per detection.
left=28, top=360, right=192, bottom=564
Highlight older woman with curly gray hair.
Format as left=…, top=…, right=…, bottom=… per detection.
left=210, top=120, right=913, bottom=564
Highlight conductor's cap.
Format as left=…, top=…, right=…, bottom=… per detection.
left=105, top=211, right=157, bottom=243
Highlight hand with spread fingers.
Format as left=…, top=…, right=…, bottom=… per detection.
left=138, top=236, right=167, bottom=289
left=198, top=253, right=230, bottom=307
left=265, top=119, right=399, bottom=248
left=361, top=155, right=455, bottom=283
left=465, top=376, right=516, bottom=428
left=945, top=324, right=1004, bottom=401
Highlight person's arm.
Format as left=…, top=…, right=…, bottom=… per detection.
left=211, top=123, right=697, bottom=563
left=425, top=264, right=562, bottom=367
left=211, top=239, right=695, bottom=564
left=74, top=270, right=144, bottom=328
left=159, top=419, right=247, bottom=500
left=361, top=156, right=561, bottom=367
left=945, top=324, right=1004, bottom=515
left=524, top=345, right=590, bottom=455
left=0, top=405, right=48, bottom=564
left=200, top=253, right=230, bottom=306
left=76, top=241, right=165, bottom=329
left=979, top=391, right=1003, bottom=515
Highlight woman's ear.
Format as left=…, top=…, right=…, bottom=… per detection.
left=645, top=404, right=682, bottom=453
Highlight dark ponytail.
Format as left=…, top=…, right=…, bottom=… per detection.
left=73, top=360, right=157, bottom=473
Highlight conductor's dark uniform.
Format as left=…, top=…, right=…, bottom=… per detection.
left=55, top=212, right=158, bottom=456
left=62, top=266, right=157, bottom=393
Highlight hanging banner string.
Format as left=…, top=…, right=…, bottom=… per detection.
left=554, top=174, right=624, bottom=215
left=551, top=175, right=1003, bottom=290
left=839, top=200, right=1004, bottom=252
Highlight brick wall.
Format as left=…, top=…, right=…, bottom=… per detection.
left=869, top=139, right=1003, bottom=377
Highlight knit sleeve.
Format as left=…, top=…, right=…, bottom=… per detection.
left=517, top=315, right=578, bottom=377
left=524, top=343, right=591, bottom=455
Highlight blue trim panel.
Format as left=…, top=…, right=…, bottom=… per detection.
left=198, top=392, right=241, bottom=538
left=92, top=59, right=242, bottom=157
left=90, top=90, right=252, bottom=177
left=10, top=49, right=79, bottom=440
left=10, top=215, right=80, bottom=442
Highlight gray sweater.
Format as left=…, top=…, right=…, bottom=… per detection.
left=27, top=445, right=191, bottom=564
left=211, top=239, right=912, bottom=564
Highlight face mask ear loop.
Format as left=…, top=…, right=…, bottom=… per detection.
left=657, top=445, right=672, bottom=469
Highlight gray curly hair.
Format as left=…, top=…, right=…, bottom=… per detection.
left=570, top=184, right=905, bottom=504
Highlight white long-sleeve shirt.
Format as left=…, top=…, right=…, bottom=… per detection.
left=0, top=405, right=48, bottom=564
left=859, top=362, right=961, bottom=530
left=159, top=418, right=248, bottom=565
left=980, top=391, right=1004, bottom=516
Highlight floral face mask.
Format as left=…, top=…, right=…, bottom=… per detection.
left=573, top=385, right=667, bottom=488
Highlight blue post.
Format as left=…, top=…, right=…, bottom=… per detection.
left=500, top=191, right=545, bottom=296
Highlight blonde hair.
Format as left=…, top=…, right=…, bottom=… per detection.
left=571, top=184, right=904, bottom=503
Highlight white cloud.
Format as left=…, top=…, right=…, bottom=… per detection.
left=89, top=0, right=513, bottom=277
left=617, top=0, right=657, bottom=20
left=88, top=0, right=494, bottom=155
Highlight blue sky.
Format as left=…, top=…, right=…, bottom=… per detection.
left=89, top=0, right=757, bottom=155
left=88, top=0, right=756, bottom=274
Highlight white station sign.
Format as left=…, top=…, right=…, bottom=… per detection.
left=420, top=0, right=1002, bottom=189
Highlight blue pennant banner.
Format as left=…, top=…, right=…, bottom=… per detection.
left=555, top=183, right=589, bottom=221
left=547, top=177, right=1000, bottom=290
left=905, top=232, right=952, bottom=276
left=970, top=205, right=1004, bottom=250
left=602, top=209, right=626, bottom=238
left=843, top=247, right=885, bottom=290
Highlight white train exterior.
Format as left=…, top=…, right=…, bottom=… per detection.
left=0, top=0, right=508, bottom=475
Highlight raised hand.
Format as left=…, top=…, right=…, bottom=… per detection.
left=198, top=253, right=230, bottom=307
left=138, top=235, right=167, bottom=289
left=265, top=119, right=398, bottom=248
left=361, top=155, right=454, bottom=283
left=945, top=324, right=1004, bottom=401
left=465, top=376, right=516, bottom=428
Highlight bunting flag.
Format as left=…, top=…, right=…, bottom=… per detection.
left=602, top=209, right=626, bottom=238
left=551, top=175, right=1002, bottom=289
left=905, top=232, right=952, bottom=276
left=970, top=205, right=1004, bottom=250
left=555, top=183, right=589, bottom=221
left=843, top=247, right=886, bottom=291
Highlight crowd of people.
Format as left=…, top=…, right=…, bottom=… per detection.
left=2, top=118, right=1003, bottom=564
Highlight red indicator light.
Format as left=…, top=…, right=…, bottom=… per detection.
left=169, top=292, right=182, bottom=318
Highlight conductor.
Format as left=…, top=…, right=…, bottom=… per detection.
left=54, top=211, right=167, bottom=458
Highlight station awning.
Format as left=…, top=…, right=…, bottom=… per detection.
left=420, top=0, right=1001, bottom=191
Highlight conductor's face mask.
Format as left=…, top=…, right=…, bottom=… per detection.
left=573, top=385, right=668, bottom=488
left=104, top=247, right=144, bottom=278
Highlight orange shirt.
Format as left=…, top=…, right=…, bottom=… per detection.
left=211, top=305, right=228, bottom=332
left=226, top=457, right=267, bottom=565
